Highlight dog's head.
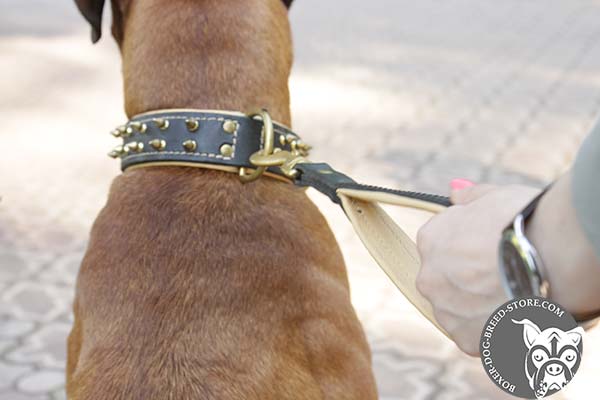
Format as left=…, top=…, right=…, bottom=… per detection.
left=512, top=318, right=583, bottom=398
left=74, top=0, right=295, bottom=44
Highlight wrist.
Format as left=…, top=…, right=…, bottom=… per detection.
left=526, top=173, right=600, bottom=316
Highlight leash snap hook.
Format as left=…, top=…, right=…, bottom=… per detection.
left=239, top=109, right=308, bottom=183
left=249, top=150, right=306, bottom=179
left=239, top=109, right=276, bottom=183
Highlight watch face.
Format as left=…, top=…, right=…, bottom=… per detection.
left=500, top=234, right=534, bottom=298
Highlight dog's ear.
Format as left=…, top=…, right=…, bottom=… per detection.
left=565, top=326, right=584, bottom=347
left=512, top=319, right=542, bottom=349
left=74, top=0, right=106, bottom=43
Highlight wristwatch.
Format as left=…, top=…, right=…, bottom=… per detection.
left=498, top=189, right=550, bottom=299
left=498, top=187, right=600, bottom=327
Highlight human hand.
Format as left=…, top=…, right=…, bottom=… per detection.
left=416, top=182, right=540, bottom=356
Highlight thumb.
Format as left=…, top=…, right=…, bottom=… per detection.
left=450, top=181, right=497, bottom=205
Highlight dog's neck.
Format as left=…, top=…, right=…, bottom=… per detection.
left=119, top=0, right=293, bottom=125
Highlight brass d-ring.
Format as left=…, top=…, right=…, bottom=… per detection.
left=239, top=109, right=275, bottom=183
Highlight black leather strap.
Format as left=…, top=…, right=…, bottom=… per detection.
left=504, top=185, right=551, bottom=231
left=294, top=163, right=452, bottom=207
left=114, top=110, right=300, bottom=173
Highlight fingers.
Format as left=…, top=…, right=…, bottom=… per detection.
left=450, top=178, right=475, bottom=191
left=451, top=183, right=497, bottom=205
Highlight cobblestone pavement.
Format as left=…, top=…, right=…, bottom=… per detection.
left=2, top=0, right=600, bottom=399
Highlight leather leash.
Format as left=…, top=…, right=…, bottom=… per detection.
left=108, top=109, right=452, bottom=337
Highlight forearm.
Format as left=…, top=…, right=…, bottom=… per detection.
left=526, top=172, right=600, bottom=317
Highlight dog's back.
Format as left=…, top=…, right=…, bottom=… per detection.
left=67, top=168, right=376, bottom=399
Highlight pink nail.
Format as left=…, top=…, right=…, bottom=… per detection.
left=450, top=178, right=475, bottom=190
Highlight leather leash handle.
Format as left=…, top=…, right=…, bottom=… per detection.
left=294, top=163, right=451, bottom=338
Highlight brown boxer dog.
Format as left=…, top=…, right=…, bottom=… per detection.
left=69, top=0, right=378, bottom=398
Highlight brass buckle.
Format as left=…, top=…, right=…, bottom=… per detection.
left=239, top=109, right=309, bottom=183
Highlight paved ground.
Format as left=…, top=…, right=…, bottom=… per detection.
left=1, top=0, right=600, bottom=399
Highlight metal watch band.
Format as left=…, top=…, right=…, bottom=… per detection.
left=499, top=187, right=551, bottom=299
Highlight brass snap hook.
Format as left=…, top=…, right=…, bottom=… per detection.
left=239, top=109, right=275, bottom=183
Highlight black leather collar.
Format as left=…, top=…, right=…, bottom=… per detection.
left=109, top=110, right=304, bottom=178
left=108, top=108, right=450, bottom=207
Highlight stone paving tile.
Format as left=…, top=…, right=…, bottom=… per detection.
left=2, top=0, right=600, bottom=399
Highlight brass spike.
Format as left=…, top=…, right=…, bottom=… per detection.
left=130, top=121, right=147, bottom=133
left=149, top=139, right=166, bottom=151
left=122, top=126, right=134, bottom=137
left=185, top=118, right=200, bottom=132
left=279, top=135, right=286, bottom=146
left=108, top=144, right=125, bottom=158
left=115, top=125, right=132, bottom=138
left=222, top=120, right=237, bottom=134
left=220, top=144, right=233, bottom=157
left=285, top=134, right=296, bottom=143
left=182, top=139, right=197, bottom=152
left=125, top=142, right=135, bottom=152
left=126, top=141, right=144, bottom=153
left=296, top=140, right=311, bottom=155
left=296, top=140, right=311, bottom=150
left=153, top=118, right=170, bottom=130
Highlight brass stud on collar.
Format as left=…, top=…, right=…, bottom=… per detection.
left=185, top=118, right=200, bottom=132
left=296, top=140, right=311, bottom=150
left=222, top=120, right=237, bottom=134
left=182, top=139, right=197, bottom=152
left=279, top=135, right=286, bottom=146
left=108, top=144, right=125, bottom=158
left=130, top=121, right=147, bottom=133
left=125, top=142, right=135, bottom=153
left=113, top=125, right=133, bottom=138
left=220, top=144, right=233, bottom=157
left=296, top=140, right=311, bottom=155
left=149, top=139, right=167, bottom=151
left=126, top=141, right=144, bottom=153
left=153, top=118, right=170, bottom=130
left=285, top=134, right=296, bottom=143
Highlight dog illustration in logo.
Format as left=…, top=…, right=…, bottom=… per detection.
left=512, top=319, right=583, bottom=399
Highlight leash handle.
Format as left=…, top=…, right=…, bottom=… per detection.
left=294, top=163, right=451, bottom=338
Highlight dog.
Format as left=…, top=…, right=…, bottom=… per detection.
left=67, top=0, right=378, bottom=398
left=512, top=319, right=583, bottom=399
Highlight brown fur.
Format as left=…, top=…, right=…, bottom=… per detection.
left=68, top=0, right=377, bottom=398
